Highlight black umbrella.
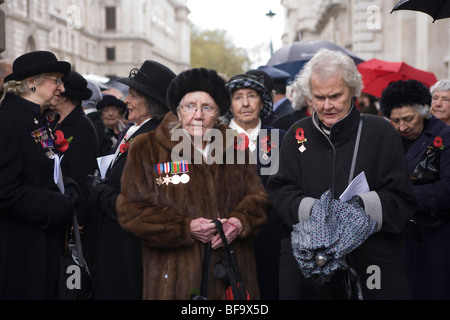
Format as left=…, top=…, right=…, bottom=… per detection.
left=265, top=41, right=364, bottom=82
left=391, top=0, right=450, bottom=22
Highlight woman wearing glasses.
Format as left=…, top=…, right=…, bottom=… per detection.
left=87, top=60, right=176, bottom=299
left=0, top=51, right=82, bottom=299
left=116, top=68, right=269, bottom=300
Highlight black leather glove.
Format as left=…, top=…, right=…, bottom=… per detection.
left=86, top=169, right=106, bottom=193
left=63, top=176, right=81, bottom=210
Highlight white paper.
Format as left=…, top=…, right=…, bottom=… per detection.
left=97, top=154, right=115, bottom=179
left=339, top=171, right=370, bottom=202
left=53, top=153, right=65, bottom=193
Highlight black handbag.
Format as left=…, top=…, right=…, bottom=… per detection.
left=57, top=215, right=93, bottom=300
left=410, top=146, right=441, bottom=185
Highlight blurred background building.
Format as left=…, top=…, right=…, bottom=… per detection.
left=0, top=0, right=190, bottom=78
left=1, top=0, right=449, bottom=80
left=281, top=0, right=450, bottom=80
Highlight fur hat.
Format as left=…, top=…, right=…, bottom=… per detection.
left=61, top=70, right=92, bottom=100
left=379, top=79, right=432, bottom=118
left=117, top=60, right=176, bottom=108
left=96, top=94, right=127, bottom=114
left=167, top=68, right=231, bottom=115
left=5, top=51, right=71, bottom=82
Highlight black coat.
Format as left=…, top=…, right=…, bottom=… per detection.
left=403, top=116, right=450, bottom=299
left=0, top=93, right=74, bottom=299
left=272, top=109, right=310, bottom=131
left=267, top=106, right=417, bottom=299
left=90, top=118, right=161, bottom=299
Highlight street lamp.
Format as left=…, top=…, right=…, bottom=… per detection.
left=265, top=9, right=276, bottom=56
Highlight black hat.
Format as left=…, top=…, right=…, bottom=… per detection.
left=117, top=60, right=176, bottom=108
left=96, top=94, right=127, bottom=114
left=257, top=65, right=290, bottom=85
left=379, top=79, right=432, bottom=118
left=5, top=50, right=71, bottom=82
left=61, top=70, right=92, bottom=100
left=246, top=69, right=274, bottom=92
left=167, top=68, right=231, bottom=115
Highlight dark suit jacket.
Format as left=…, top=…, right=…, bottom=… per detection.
left=90, top=117, right=161, bottom=299
left=274, top=98, right=294, bottom=118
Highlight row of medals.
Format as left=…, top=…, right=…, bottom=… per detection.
left=156, top=173, right=190, bottom=186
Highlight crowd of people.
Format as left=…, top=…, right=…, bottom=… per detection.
left=0, top=48, right=449, bottom=301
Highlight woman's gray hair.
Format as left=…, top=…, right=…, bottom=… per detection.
left=3, top=74, right=46, bottom=96
left=430, top=79, right=450, bottom=94
left=291, top=74, right=309, bottom=111
left=413, top=104, right=431, bottom=119
left=298, top=48, right=363, bottom=100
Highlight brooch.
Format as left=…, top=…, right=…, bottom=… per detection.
left=295, top=127, right=307, bottom=152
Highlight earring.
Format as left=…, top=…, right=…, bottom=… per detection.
left=30, top=86, right=36, bottom=92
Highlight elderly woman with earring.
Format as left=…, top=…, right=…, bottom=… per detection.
left=0, top=51, right=81, bottom=299
left=116, top=68, right=269, bottom=300
left=87, top=60, right=176, bottom=299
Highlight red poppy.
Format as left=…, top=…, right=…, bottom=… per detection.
left=54, top=130, right=71, bottom=152
left=260, top=134, right=277, bottom=153
left=234, top=132, right=249, bottom=151
left=119, top=141, right=130, bottom=153
left=433, top=136, right=443, bottom=148
left=295, top=127, right=305, bottom=141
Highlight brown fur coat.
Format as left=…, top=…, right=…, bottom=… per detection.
left=117, top=112, right=269, bottom=300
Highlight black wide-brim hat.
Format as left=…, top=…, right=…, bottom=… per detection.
left=167, top=68, right=231, bottom=115
left=5, top=50, right=71, bottom=82
left=117, top=60, right=176, bottom=108
left=61, top=70, right=92, bottom=101
left=96, top=94, right=127, bottom=113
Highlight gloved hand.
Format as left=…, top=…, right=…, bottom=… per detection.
left=86, top=169, right=106, bottom=193
left=63, top=176, right=81, bottom=210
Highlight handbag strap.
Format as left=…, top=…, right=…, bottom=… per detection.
left=72, top=215, right=88, bottom=271
left=348, top=114, right=364, bottom=185
left=199, top=242, right=211, bottom=298
left=212, top=219, right=242, bottom=300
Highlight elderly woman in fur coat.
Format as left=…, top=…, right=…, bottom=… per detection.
left=116, top=68, right=269, bottom=300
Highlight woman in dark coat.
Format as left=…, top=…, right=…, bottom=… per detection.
left=116, top=68, right=269, bottom=300
left=225, top=72, right=288, bottom=300
left=379, top=79, right=450, bottom=299
left=0, top=51, right=80, bottom=299
left=267, top=49, right=417, bottom=300
left=49, top=70, right=99, bottom=279
left=87, top=60, right=176, bottom=299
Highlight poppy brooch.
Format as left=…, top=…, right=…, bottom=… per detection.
left=54, top=130, right=73, bottom=152
left=432, top=136, right=444, bottom=150
left=295, top=127, right=307, bottom=153
left=260, top=134, right=277, bottom=160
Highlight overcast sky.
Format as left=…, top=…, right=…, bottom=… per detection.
left=186, top=0, right=285, bottom=67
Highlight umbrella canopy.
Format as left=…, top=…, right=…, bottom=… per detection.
left=391, top=0, right=450, bottom=22
left=266, top=40, right=364, bottom=82
left=357, top=58, right=438, bottom=98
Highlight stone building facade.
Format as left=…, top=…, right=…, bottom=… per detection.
left=0, top=0, right=191, bottom=77
left=281, top=0, right=450, bottom=80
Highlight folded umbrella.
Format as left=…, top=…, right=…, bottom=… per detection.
left=291, top=190, right=378, bottom=283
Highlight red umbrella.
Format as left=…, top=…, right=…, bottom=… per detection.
left=357, top=58, right=438, bottom=98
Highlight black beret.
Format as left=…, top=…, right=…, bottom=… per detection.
left=379, top=79, right=432, bottom=118
left=166, top=68, right=231, bottom=115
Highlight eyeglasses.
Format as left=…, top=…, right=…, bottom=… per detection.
left=45, top=76, right=64, bottom=86
left=180, top=104, right=218, bottom=115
